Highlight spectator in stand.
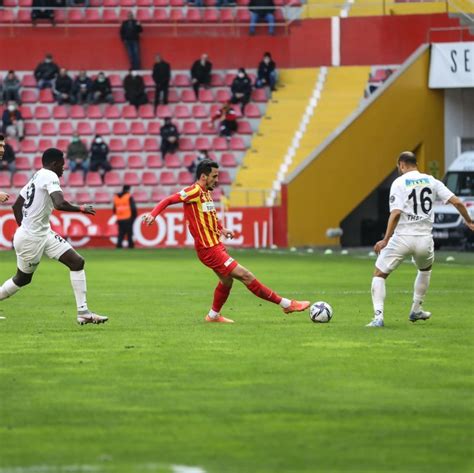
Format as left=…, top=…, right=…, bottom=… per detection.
left=190, top=54, right=212, bottom=100
left=152, top=54, right=171, bottom=108
left=72, top=71, right=93, bottom=105
left=212, top=101, right=238, bottom=140
left=67, top=133, right=89, bottom=173
left=120, top=12, right=143, bottom=71
left=2, top=102, right=25, bottom=141
left=0, top=139, right=16, bottom=174
left=34, top=53, right=60, bottom=89
left=53, top=68, right=74, bottom=105
left=91, top=72, right=114, bottom=105
left=160, top=117, right=179, bottom=159
left=2, top=71, right=22, bottom=105
left=256, top=52, right=277, bottom=91
left=249, top=0, right=275, bottom=36
left=123, top=70, right=148, bottom=108
left=31, top=0, right=55, bottom=26
left=113, top=185, right=137, bottom=249
left=187, top=149, right=208, bottom=175
left=89, top=135, right=112, bottom=180
left=230, top=68, right=252, bottom=114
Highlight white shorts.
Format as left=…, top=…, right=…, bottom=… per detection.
left=13, top=227, right=73, bottom=274
left=375, top=234, right=434, bottom=274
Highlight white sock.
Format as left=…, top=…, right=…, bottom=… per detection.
left=371, top=277, right=386, bottom=319
left=279, top=297, right=291, bottom=309
left=70, top=270, right=88, bottom=314
left=208, top=309, right=219, bottom=319
left=0, top=278, right=21, bottom=301
left=411, top=270, right=432, bottom=313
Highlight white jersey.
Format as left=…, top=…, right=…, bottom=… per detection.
left=390, top=170, right=454, bottom=236
left=19, top=168, right=62, bottom=237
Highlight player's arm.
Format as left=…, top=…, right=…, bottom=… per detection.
left=374, top=209, right=402, bottom=254
left=0, top=191, right=9, bottom=203
left=216, top=219, right=234, bottom=239
left=50, top=191, right=96, bottom=215
left=142, top=193, right=182, bottom=225
left=12, top=195, right=25, bottom=226
left=448, top=196, right=474, bottom=231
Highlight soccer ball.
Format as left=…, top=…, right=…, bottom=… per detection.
left=309, top=301, right=333, bottom=323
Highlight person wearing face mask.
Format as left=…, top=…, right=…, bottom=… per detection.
left=123, top=69, right=148, bottom=108
left=89, top=136, right=112, bottom=179
left=187, top=149, right=209, bottom=175
left=2, top=71, right=22, bottom=105
left=248, top=0, right=275, bottom=36
left=230, top=68, right=252, bottom=114
left=53, top=68, right=74, bottom=105
left=120, top=12, right=143, bottom=71
left=190, top=54, right=212, bottom=100
left=67, top=134, right=89, bottom=173
left=256, top=52, right=277, bottom=91
left=72, top=71, right=93, bottom=105
left=2, top=102, right=25, bottom=141
left=160, top=117, right=179, bottom=159
left=91, top=72, right=114, bottom=105
left=34, top=54, right=60, bottom=90
left=211, top=101, right=238, bottom=140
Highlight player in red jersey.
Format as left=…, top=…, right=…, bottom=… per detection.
left=143, top=159, right=310, bottom=323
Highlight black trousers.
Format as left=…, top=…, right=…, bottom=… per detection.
left=117, top=218, right=135, bottom=249
left=154, top=82, right=169, bottom=106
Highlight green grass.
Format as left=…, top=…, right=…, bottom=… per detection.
left=0, top=248, right=473, bottom=473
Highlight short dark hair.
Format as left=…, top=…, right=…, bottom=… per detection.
left=196, top=159, right=218, bottom=180
left=42, top=148, right=64, bottom=166
left=398, top=151, right=417, bottom=166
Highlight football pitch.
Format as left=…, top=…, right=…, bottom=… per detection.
left=0, top=248, right=473, bottom=473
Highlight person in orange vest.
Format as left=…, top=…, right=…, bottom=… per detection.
left=113, top=185, right=137, bottom=249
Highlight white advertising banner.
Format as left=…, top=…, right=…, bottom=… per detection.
left=429, top=42, right=474, bottom=89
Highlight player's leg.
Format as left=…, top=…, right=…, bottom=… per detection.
left=367, top=267, right=389, bottom=327
left=0, top=269, right=33, bottom=301
left=117, top=220, right=125, bottom=249
left=409, top=236, right=434, bottom=322
left=205, top=271, right=234, bottom=323
left=230, top=264, right=310, bottom=313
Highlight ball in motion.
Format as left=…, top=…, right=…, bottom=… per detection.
left=309, top=301, right=333, bottom=323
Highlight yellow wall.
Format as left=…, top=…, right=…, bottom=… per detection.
left=286, top=46, right=445, bottom=246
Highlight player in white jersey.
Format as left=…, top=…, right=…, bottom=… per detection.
left=0, top=148, right=108, bottom=325
left=367, top=151, right=474, bottom=327
left=0, top=136, right=10, bottom=204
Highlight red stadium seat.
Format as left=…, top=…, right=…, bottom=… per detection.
left=94, top=191, right=112, bottom=204
left=0, top=9, right=15, bottom=22
left=76, top=191, right=92, bottom=204
left=229, top=137, right=246, bottom=151
left=52, top=105, right=69, bottom=120
left=87, top=105, right=103, bottom=119
left=210, top=73, right=224, bottom=87
left=0, top=174, right=11, bottom=187
left=113, top=90, right=126, bottom=103
left=103, top=0, right=119, bottom=5
left=167, top=89, right=179, bottom=103
left=67, top=8, right=84, bottom=22
left=21, top=90, right=38, bottom=104
left=109, top=155, right=126, bottom=169
left=198, top=89, right=214, bottom=103
left=219, top=170, right=232, bottom=185
left=69, top=105, right=86, bottom=119
left=152, top=8, right=169, bottom=21
left=17, top=9, right=31, bottom=23
left=192, top=105, right=208, bottom=119
left=139, top=104, right=155, bottom=119
left=183, top=154, right=195, bottom=168
left=212, top=137, right=228, bottom=151
left=142, top=172, right=158, bottom=186
left=122, top=105, right=138, bottom=119
left=147, top=122, right=161, bottom=134
left=237, top=121, right=253, bottom=134
left=133, top=190, right=150, bottom=203
left=77, top=121, right=94, bottom=135
left=33, top=156, right=43, bottom=169
left=19, top=106, right=33, bottom=119
left=12, top=172, right=30, bottom=188
left=146, top=155, right=162, bottom=168
left=203, top=9, right=219, bottom=22
left=216, top=89, right=231, bottom=103
left=224, top=73, right=236, bottom=87
left=21, top=74, right=36, bottom=87
left=110, top=138, right=125, bottom=152
left=120, top=0, right=135, bottom=5
left=126, top=138, right=142, bottom=151
left=84, top=9, right=101, bottom=21
left=137, top=0, right=152, bottom=5
left=104, top=105, right=121, bottom=119
left=15, top=156, right=31, bottom=170
left=195, top=137, right=211, bottom=150
left=130, top=121, right=146, bottom=135
left=245, top=103, right=261, bottom=118
left=201, top=121, right=216, bottom=135
left=179, top=138, right=194, bottom=152
left=102, top=9, right=119, bottom=22
left=153, top=0, right=167, bottom=5
left=34, top=106, right=51, bottom=119
left=252, top=89, right=268, bottom=102
left=181, top=89, right=197, bottom=103
left=186, top=7, right=202, bottom=22
left=159, top=171, right=177, bottom=185
left=40, top=122, right=57, bottom=136
left=39, top=88, right=54, bottom=103
left=124, top=171, right=140, bottom=186
left=25, top=123, right=39, bottom=136
left=85, top=172, right=103, bottom=187
left=151, top=189, right=167, bottom=202
left=128, top=155, right=145, bottom=169
left=143, top=75, right=154, bottom=87
left=38, top=139, right=53, bottom=152
left=95, top=122, right=111, bottom=135
left=156, top=105, right=173, bottom=118
left=144, top=138, right=159, bottom=151
left=109, top=74, right=122, bottom=88
left=170, top=0, right=183, bottom=5
left=164, top=154, right=181, bottom=168
left=68, top=173, right=85, bottom=187
left=104, top=171, right=122, bottom=186
left=172, top=74, right=191, bottom=87
left=221, top=153, right=237, bottom=167
left=59, top=122, right=74, bottom=135
left=178, top=171, right=194, bottom=186
left=182, top=121, right=198, bottom=135
left=169, top=9, right=184, bottom=21
left=175, top=105, right=191, bottom=119
left=56, top=139, right=70, bottom=151
left=235, top=9, right=251, bottom=21
left=220, top=8, right=234, bottom=22
left=113, top=122, right=129, bottom=135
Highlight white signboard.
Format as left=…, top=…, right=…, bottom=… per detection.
left=429, top=42, right=474, bottom=89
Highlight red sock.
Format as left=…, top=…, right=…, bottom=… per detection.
left=212, top=282, right=232, bottom=312
left=246, top=279, right=282, bottom=305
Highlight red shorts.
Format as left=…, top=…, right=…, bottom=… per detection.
left=196, top=243, right=239, bottom=276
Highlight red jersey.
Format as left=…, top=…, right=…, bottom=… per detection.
left=179, top=183, right=222, bottom=249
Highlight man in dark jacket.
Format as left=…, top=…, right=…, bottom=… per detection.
left=230, top=68, right=252, bottom=113
left=91, top=72, right=114, bottom=104
left=113, top=185, right=137, bottom=249
left=120, top=12, right=143, bottom=70
left=152, top=54, right=171, bottom=107
left=67, top=133, right=89, bottom=173
left=256, top=52, right=277, bottom=91
left=34, top=53, right=60, bottom=89
left=160, top=117, right=179, bottom=159
left=0, top=140, right=16, bottom=174
left=123, top=70, right=148, bottom=108
left=190, top=54, right=212, bottom=99
left=89, top=135, right=112, bottom=179
left=72, top=71, right=93, bottom=105
left=53, top=68, right=74, bottom=105
left=249, top=0, right=275, bottom=36
left=31, top=0, right=55, bottom=25
left=2, top=71, right=21, bottom=104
